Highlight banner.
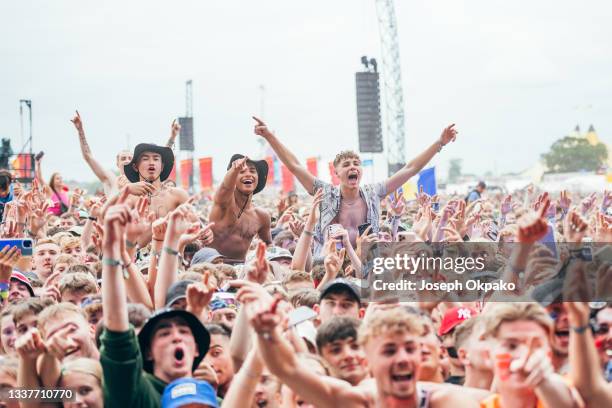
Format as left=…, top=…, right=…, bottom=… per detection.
left=265, top=156, right=274, bottom=186
left=199, top=157, right=213, bottom=191
left=306, top=157, right=318, bottom=177
left=11, top=154, right=34, bottom=179
left=180, top=159, right=193, bottom=190
left=328, top=162, right=340, bottom=186
left=281, top=164, right=294, bottom=193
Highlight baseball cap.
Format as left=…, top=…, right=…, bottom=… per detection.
left=161, top=378, right=218, bottom=408
left=319, top=278, right=361, bottom=305
left=438, top=306, right=478, bottom=336
left=265, top=246, right=293, bottom=262
left=165, top=280, right=196, bottom=308
left=191, top=248, right=224, bottom=266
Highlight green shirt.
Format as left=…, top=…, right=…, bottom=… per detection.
left=100, top=326, right=167, bottom=408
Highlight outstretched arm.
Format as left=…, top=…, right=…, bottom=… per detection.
left=102, top=190, right=131, bottom=332
left=166, top=119, right=180, bottom=148
left=71, top=111, right=116, bottom=192
left=213, top=157, right=247, bottom=211
left=253, top=117, right=316, bottom=194
left=385, top=124, right=457, bottom=193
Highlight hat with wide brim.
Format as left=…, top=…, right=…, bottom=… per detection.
left=227, top=154, right=268, bottom=195
left=124, top=143, right=175, bottom=183
left=138, top=308, right=210, bottom=374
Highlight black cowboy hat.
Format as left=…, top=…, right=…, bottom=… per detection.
left=227, top=154, right=268, bottom=195
left=124, top=143, right=175, bottom=183
left=138, top=308, right=210, bottom=374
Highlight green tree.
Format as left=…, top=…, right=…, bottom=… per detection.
left=448, top=158, right=462, bottom=183
left=542, top=136, right=607, bottom=173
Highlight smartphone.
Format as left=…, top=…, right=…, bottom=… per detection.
left=486, top=222, right=499, bottom=241
left=358, top=223, right=371, bottom=237
left=288, top=306, right=317, bottom=327
left=327, top=224, right=344, bottom=250
left=0, top=238, right=33, bottom=256
left=35, top=151, right=44, bottom=161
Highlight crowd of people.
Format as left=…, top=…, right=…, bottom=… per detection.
left=0, top=113, right=610, bottom=408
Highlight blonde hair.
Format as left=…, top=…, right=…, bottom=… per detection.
left=0, top=356, right=18, bottom=381
left=37, top=302, right=88, bottom=338
left=61, top=237, right=82, bottom=252
left=358, top=307, right=423, bottom=347
left=58, top=272, right=98, bottom=297
left=53, top=254, right=76, bottom=268
left=333, top=150, right=361, bottom=168
left=482, top=303, right=553, bottom=339
left=61, top=358, right=103, bottom=385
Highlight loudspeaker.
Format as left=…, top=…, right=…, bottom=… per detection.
left=355, top=72, right=383, bottom=153
left=178, top=117, right=194, bottom=151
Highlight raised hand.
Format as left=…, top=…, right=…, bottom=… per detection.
left=102, top=189, right=132, bottom=250
left=580, top=192, right=597, bottom=215
left=179, top=222, right=215, bottom=250
left=558, top=190, right=571, bottom=214
left=166, top=204, right=195, bottom=237
left=602, top=190, right=612, bottom=212
left=151, top=214, right=169, bottom=242
left=594, top=212, right=612, bottom=242
left=70, top=110, right=84, bottom=134
left=508, top=337, right=554, bottom=389
left=416, top=185, right=431, bottom=208
left=517, top=197, right=550, bottom=243
left=231, top=156, right=249, bottom=173
left=324, top=242, right=346, bottom=279
left=246, top=241, right=270, bottom=284
left=252, top=116, right=274, bottom=139
left=45, top=325, right=79, bottom=361
left=15, top=328, right=46, bottom=362
left=0, top=245, right=20, bottom=281
left=125, top=197, right=152, bottom=244
left=562, top=209, right=588, bottom=243
left=439, top=124, right=458, bottom=146
left=171, top=119, right=181, bottom=138
left=186, top=270, right=216, bottom=319
left=289, top=219, right=305, bottom=238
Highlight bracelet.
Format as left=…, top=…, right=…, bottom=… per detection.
left=163, top=246, right=180, bottom=256
left=152, top=238, right=165, bottom=242
left=571, top=324, right=590, bottom=334
left=151, top=250, right=162, bottom=259
left=88, top=216, right=97, bottom=221
left=437, top=141, right=443, bottom=153
left=303, top=230, right=314, bottom=237
left=102, top=258, right=130, bottom=279
left=126, top=240, right=138, bottom=249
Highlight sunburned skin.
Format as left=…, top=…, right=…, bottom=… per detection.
left=209, top=157, right=272, bottom=263
left=332, top=196, right=368, bottom=247
left=210, top=205, right=270, bottom=262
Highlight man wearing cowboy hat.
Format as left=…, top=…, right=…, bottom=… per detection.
left=209, top=154, right=272, bottom=264
left=123, top=142, right=189, bottom=244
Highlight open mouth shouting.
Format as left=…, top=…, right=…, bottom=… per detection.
left=173, top=346, right=186, bottom=367
left=241, top=177, right=255, bottom=188
left=347, top=170, right=360, bottom=184
left=390, top=371, right=414, bottom=383
left=255, top=397, right=268, bottom=408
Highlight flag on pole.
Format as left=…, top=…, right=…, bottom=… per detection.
left=265, top=156, right=274, bottom=186
left=180, top=159, right=193, bottom=190
left=281, top=164, right=294, bottom=193
left=198, top=157, right=213, bottom=190
left=306, top=157, right=318, bottom=177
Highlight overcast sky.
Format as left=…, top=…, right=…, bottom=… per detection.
left=1, top=0, right=610, bottom=185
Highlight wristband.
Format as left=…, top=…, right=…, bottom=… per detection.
left=303, top=230, right=314, bottom=237
left=163, top=246, right=180, bottom=256
left=126, top=240, right=138, bottom=249
left=151, top=250, right=162, bottom=259
left=102, top=258, right=130, bottom=279
left=571, top=324, right=590, bottom=334
left=88, top=216, right=97, bottom=221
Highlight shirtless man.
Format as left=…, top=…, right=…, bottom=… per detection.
left=246, top=300, right=482, bottom=408
left=209, top=154, right=271, bottom=263
left=122, top=142, right=188, bottom=244
left=71, top=111, right=180, bottom=194
left=253, top=116, right=458, bottom=254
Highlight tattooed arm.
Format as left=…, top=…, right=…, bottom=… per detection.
left=71, top=111, right=117, bottom=193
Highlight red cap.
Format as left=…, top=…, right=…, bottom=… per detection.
left=438, top=306, right=478, bottom=336
left=10, top=271, right=35, bottom=297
